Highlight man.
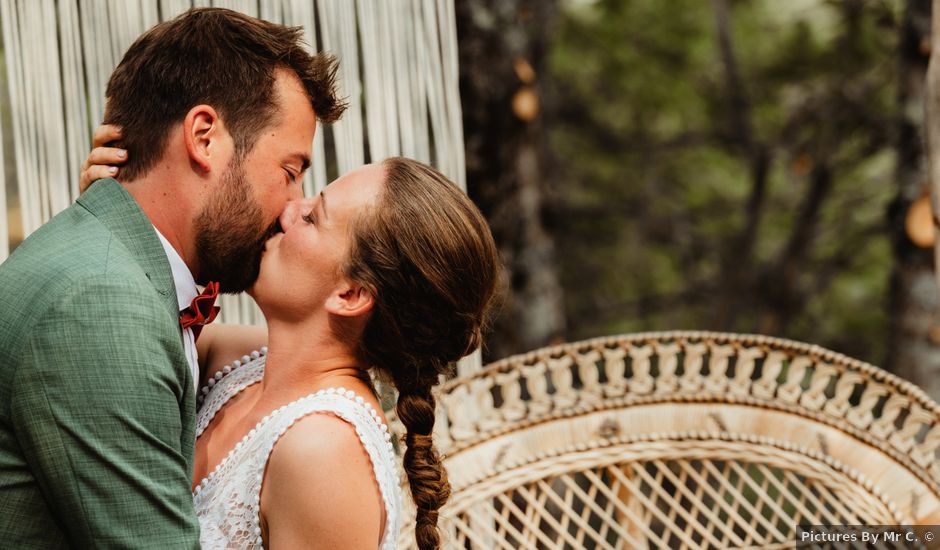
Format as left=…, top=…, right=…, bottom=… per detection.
left=0, top=8, right=344, bottom=547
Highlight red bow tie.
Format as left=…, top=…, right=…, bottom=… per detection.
left=180, top=281, right=220, bottom=341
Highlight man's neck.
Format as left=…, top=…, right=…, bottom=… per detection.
left=122, top=169, right=202, bottom=278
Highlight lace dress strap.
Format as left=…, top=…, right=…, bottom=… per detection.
left=195, top=348, right=267, bottom=437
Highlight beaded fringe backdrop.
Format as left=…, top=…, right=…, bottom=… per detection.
left=0, top=0, right=481, bottom=374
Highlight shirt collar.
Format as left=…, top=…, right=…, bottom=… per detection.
left=152, top=226, right=198, bottom=311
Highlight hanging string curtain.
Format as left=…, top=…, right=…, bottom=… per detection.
left=0, top=0, right=480, bottom=374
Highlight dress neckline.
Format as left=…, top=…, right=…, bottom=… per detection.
left=193, top=353, right=392, bottom=495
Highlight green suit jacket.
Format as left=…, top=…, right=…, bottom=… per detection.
left=0, top=179, right=200, bottom=548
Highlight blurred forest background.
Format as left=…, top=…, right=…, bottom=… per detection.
left=457, top=0, right=940, bottom=400
left=3, top=0, right=940, bottom=399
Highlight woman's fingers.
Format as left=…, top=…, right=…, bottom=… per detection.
left=80, top=124, right=126, bottom=193
left=92, top=123, right=122, bottom=148
left=79, top=164, right=119, bottom=193
left=79, top=147, right=126, bottom=193
left=82, top=146, right=127, bottom=170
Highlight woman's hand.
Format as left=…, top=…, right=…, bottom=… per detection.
left=80, top=124, right=126, bottom=193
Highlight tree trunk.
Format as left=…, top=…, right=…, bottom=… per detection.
left=889, top=0, right=940, bottom=400
left=710, top=0, right=772, bottom=330
left=456, top=0, right=565, bottom=359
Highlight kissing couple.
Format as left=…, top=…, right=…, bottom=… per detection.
left=0, top=8, right=499, bottom=550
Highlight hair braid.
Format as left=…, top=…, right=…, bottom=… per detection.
left=344, top=157, right=501, bottom=548
left=395, top=385, right=451, bottom=549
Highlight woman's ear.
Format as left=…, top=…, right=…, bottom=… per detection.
left=183, top=104, right=229, bottom=174
left=325, top=280, right=374, bottom=318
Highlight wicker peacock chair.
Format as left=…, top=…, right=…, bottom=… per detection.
left=393, top=331, right=940, bottom=549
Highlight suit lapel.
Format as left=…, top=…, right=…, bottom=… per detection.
left=75, top=179, right=180, bottom=321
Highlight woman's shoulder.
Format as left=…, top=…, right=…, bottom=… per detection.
left=283, top=413, right=368, bottom=463
left=272, top=412, right=369, bottom=465
left=266, top=397, right=392, bottom=493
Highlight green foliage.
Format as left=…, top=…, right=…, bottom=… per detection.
left=549, top=0, right=900, bottom=363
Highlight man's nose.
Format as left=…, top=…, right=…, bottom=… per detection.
left=288, top=182, right=304, bottom=201
left=279, top=197, right=316, bottom=230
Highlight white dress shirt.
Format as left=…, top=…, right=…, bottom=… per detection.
left=153, top=227, right=200, bottom=392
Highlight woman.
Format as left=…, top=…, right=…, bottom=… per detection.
left=82, top=130, right=501, bottom=549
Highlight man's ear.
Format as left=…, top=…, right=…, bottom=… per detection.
left=183, top=105, right=228, bottom=174
left=325, top=280, right=374, bottom=318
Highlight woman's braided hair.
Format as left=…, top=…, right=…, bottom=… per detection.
left=343, top=157, right=500, bottom=549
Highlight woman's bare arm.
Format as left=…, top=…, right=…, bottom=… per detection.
left=260, top=414, right=384, bottom=549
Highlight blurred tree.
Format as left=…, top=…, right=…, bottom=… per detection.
left=549, top=0, right=899, bottom=365
left=457, top=0, right=567, bottom=360
left=897, top=0, right=940, bottom=397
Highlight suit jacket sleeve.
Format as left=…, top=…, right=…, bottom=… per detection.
left=11, top=277, right=200, bottom=548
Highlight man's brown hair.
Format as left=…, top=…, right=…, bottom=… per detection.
left=104, top=8, right=345, bottom=181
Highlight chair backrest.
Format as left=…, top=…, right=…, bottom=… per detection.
left=393, top=331, right=940, bottom=548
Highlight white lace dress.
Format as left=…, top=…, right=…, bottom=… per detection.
left=192, top=348, right=401, bottom=549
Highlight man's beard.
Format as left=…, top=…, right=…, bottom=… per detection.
left=194, top=159, right=278, bottom=293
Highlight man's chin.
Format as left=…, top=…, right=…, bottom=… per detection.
left=198, top=260, right=261, bottom=294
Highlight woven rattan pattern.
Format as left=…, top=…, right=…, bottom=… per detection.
left=391, top=331, right=940, bottom=549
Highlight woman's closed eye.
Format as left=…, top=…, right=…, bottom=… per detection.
left=302, top=210, right=317, bottom=225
